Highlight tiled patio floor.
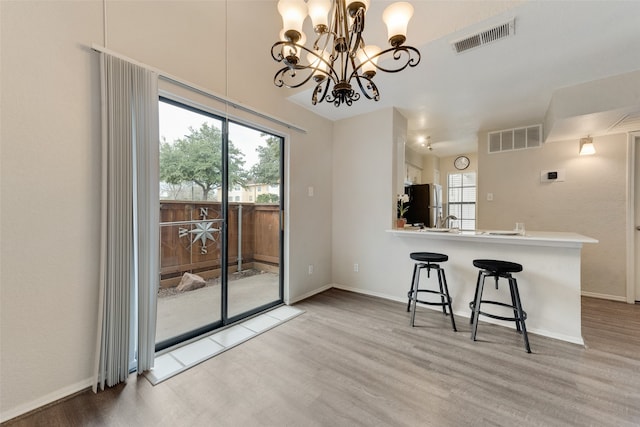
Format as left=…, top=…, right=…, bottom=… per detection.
left=147, top=305, right=304, bottom=384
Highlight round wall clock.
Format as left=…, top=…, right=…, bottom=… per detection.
left=454, top=155, right=470, bottom=170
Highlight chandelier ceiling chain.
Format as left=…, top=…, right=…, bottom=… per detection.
left=271, top=0, right=421, bottom=107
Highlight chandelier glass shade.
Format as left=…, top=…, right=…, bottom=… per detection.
left=271, top=0, right=421, bottom=107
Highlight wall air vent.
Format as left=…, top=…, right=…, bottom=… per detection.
left=488, top=124, right=542, bottom=154
left=452, top=18, right=515, bottom=54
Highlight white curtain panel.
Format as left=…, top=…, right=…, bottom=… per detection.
left=94, top=53, right=159, bottom=391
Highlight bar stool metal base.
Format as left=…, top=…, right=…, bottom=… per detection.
left=470, top=259, right=531, bottom=353
left=407, top=252, right=457, bottom=332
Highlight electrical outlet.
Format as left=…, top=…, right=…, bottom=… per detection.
left=487, top=192, right=494, bottom=201
left=308, top=264, right=313, bottom=275
left=354, top=263, right=359, bottom=272
left=308, top=186, right=314, bottom=197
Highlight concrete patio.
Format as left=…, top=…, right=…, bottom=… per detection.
left=156, top=271, right=280, bottom=343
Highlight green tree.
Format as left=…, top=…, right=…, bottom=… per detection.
left=250, top=135, right=281, bottom=185
left=256, top=193, right=279, bottom=203
left=160, top=124, right=247, bottom=200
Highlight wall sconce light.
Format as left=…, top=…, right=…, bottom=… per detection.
left=579, top=137, right=596, bottom=155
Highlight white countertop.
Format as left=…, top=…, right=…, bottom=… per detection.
left=386, top=228, right=598, bottom=248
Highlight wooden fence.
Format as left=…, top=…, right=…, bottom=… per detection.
left=159, top=201, right=280, bottom=288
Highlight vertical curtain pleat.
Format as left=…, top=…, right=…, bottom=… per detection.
left=133, top=65, right=160, bottom=374
left=94, top=53, right=159, bottom=391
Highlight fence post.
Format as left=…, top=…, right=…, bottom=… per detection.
left=237, top=204, right=243, bottom=272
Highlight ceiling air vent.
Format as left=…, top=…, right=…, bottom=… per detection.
left=452, top=18, right=515, bottom=54
left=608, top=111, right=640, bottom=133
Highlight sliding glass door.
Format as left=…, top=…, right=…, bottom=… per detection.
left=227, top=123, right=283, bottom=319
left=156, top=98, right=283, bottom=350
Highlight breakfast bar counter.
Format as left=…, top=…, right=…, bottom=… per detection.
left=386, top=228, right=598, bottom=345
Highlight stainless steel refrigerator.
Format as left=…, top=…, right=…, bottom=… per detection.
left=404, top=183, right=442, bottom=227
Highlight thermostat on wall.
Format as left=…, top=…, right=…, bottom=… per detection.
left=540, top=169, right=565, bottom=182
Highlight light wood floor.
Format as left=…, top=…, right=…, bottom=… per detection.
left=5, top=290, right=640, bottom=426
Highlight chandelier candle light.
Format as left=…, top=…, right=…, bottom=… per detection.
left=271, top=0, right=421, bottom=107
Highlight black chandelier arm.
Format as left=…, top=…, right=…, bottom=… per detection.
left=273, top=65, right=324, bottom=90
left=271, top=41, right=341, bottom=82
left=343, top=54, right=378, bottom=101
left=351, top=5, right=366, bottom=34
left=326, top=87, right=359, bottom=107
left=349, top=30, right=364, bottom=60
left=345, top=46, right=420, bottom=83
left=305, top=46, right=340, bottom=82
left=369, top=46, right=421, bottom=74
left=271, top=40, right=292, bottom=62
left=348, top=7, right=366, bottom=58
left=271, top=40, right=315, bottom=64
left=353, top=74, right=379, bottom=101
left=311, top=78, right=332, bottom=105
left=313, top=30, right=333, bottom=53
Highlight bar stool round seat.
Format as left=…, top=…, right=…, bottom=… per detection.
left=406, top=252, right=457, bottom=331
left=411, top=252, right=449, bottom=264
left=469, top=259, right=531, bottom=353
left=473, top=259, right=522, bottom=274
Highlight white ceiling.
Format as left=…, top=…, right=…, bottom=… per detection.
left=280, top=1, right=640, bottom=157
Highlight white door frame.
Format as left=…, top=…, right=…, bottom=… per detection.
left=627, top=131, right=640, bottom=303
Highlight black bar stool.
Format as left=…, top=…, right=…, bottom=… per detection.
left=406, top=252, right=457, bottom=331
left=469, top=259, right=531, bottom=353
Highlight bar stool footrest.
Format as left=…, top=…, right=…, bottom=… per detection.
left=415, top=290, right=452, bottom=305
left=470, top=299, right=527, bottom=322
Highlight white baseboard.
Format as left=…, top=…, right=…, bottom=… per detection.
left=331, top=283, right=407, bottom=304
left=450, top=309, right=585, bottom=346
left=581, top=291, right=627, bottom=302
left=1, top=377, right=94, bottom=423
left=331, top=284, right=585, bottom=346
left=286, top=284, right=333, bottom=305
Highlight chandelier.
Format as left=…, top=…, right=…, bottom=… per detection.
left=271, top=0, right=421, bottom=107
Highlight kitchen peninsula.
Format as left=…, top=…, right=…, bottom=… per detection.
left=387, top=228, right=598, bottom=345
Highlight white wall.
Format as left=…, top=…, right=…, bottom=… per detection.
left=405, top=146, right=423, bottom=167
left=477, top=133, right=628, bottom=299
left=332, top=108, right=402, bottom=294
left=0, top=0, right=333, bottom=420
left=1, top=1, right=104, bottom=419
left=421, top=154, right=440, bottom=185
